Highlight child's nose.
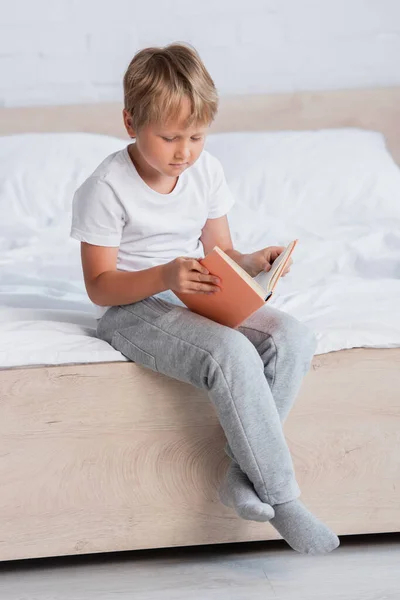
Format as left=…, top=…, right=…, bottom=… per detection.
left=175, top=145, right=190, bottom=160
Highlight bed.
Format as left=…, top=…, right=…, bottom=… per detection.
left=1, top=87, right=400, bottom=562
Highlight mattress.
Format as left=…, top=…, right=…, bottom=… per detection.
left=1, top=221, right=400, bottom=368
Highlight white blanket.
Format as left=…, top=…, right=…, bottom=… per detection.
left=1, top=130, right=400, bottom=368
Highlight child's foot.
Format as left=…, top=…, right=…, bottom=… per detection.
left=270, top=499, right=340, bottom=555
left=219, top=462, right=275, bottom=522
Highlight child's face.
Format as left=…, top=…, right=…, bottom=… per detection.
left=124, top=96, right=209, bottom=179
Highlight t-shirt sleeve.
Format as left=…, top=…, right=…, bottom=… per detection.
left=70, top=177, right=125, bottom=246
left=207, top=155, right=236, bottom=219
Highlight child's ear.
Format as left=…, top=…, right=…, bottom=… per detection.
left=122, top=109, right=136, bottom=138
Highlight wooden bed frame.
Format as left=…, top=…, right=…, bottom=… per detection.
left=1, top=87, right=400, bottom=562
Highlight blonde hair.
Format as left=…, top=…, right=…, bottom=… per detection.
left=123, top=43, right=218, bottom=132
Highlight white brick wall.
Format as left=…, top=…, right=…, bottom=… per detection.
left=0, top=0, right=399, bottom=107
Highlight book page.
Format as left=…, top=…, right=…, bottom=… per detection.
left=213, top=246, right=266, bottom=299
left=254, top=240, right=297, bottom=295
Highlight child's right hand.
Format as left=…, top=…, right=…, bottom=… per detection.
left=162, top=257, right=221, bottom=295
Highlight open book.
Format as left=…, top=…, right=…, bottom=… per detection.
left=175, top=240, right=298, bottom=328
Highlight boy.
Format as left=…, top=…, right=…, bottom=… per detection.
left=71, top=43, right=339, bottom=555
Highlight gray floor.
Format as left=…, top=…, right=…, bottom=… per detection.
left=1, top=534, right=399, bottom=600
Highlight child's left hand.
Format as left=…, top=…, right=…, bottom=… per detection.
left=244, top=246, right=293, bottom=278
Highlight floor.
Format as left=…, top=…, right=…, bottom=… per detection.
left=1, top=534, right=399, bottom=600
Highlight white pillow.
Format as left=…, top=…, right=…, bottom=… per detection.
left=206, top=128, right=400, bottom=236
left=2, top=128, right=399, bottom=244
left=0, top=132, right=127, bottom=239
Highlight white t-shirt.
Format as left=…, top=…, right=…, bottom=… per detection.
left=70, top=145, right=235, bottom=318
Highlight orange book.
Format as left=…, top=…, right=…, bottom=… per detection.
left=175, top=240, right=298, bottom=328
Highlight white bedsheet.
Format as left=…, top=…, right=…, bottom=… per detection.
left=1, top=130, right=400, bottom=368
left=1, top=216, right=400, bottom=368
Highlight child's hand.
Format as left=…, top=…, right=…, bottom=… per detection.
left=244, top=246, right=293, bottom=278
left=162, top=257, right=221, bottom=295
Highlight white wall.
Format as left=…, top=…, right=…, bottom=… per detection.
left=0, top=0, right=399, bottom=107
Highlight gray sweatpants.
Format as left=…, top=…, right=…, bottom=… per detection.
left=96, top=290, right=317, bottom=506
